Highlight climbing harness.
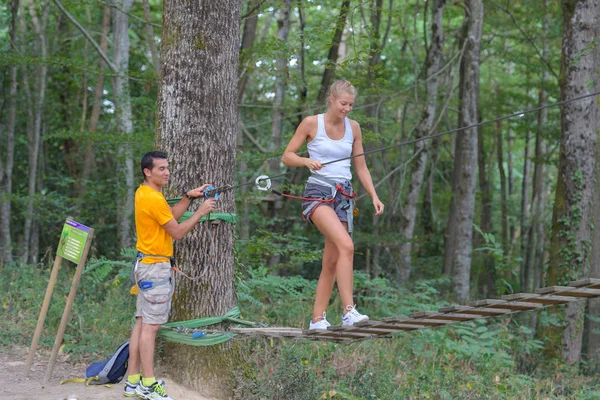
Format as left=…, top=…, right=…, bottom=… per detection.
left=131, top=235, right=216, bottom=304
left=269, top=177, right=357, bottom=230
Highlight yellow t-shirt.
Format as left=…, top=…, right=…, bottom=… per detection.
left=135, top=184, right=175, bottom=264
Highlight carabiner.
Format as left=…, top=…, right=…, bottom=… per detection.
left=255, top=175, right=272, bottom=191
left=204, top=186, right=220, bottom=200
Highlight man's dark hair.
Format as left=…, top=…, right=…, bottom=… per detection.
left=140, top=151, right=167, bottom=180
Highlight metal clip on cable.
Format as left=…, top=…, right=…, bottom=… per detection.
left=255, top=175, right=272, bottom=191
left=204, top=186, right=220, bottom=200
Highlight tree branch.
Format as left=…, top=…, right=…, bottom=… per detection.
left=490, top=0, right=559, bottom=80
left=51, top=0, right=118, bottom=73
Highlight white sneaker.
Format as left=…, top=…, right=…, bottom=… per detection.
left=309, top=312, right=331, bottom=330
left=342, top=305, right=369, bottom=326
left=135, top=380, right=171, bottom=400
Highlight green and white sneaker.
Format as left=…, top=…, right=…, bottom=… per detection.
left=123, top=380, right=138, bottom=397
left=125, top=379, right=165, bottom=397
left=135, top=380, right=173, bottom=400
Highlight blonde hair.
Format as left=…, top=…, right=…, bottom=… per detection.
left=328, top=80, right=357, bottom=99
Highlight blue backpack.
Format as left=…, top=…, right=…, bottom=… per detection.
left=62, top=339, right=130, bottom=386
left=85, top=339, right=130, bottom=385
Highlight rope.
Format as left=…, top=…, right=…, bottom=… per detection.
left=158, top=306, right=259, bottom=346
left=208, top=90, right=600, bottom=197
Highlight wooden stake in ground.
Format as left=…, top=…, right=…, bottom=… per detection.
left=23, top=218, right=94, bottom=381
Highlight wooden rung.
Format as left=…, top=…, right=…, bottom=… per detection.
left=502, top=293, right=539, bottom=301
left=304, top=329, right=374, bottom=339
left=438, top=305, right=472, bottom=313
left=535, top=286, right=575, bottom=295
left=469, top=299, right=507, bottom=307
left=553, top=288, right=600, bottom=298
left=356, top=321, right=425, bottom=331
left=399, top=319, right=455, bottom=327
left=569, top=278, right=600, bottom=288
left=521, top=295, right=576, bottom=305
left=381, top=316, right=411, bottom=323
left=429, top=313, right=481, bottom=321
left=409, top=311, right=439, bottom=318
left=460, top=307, right=512, bottom=316
left=229, top=327, right=304, bottom=337
left=409, top=311, right=479, bottom=321
left=497, top=301, right=544, bottom=310
left=328, top=325, right=398, bottom=335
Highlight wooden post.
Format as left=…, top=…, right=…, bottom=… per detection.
left=24, top=254, right=63, bottom=376
left=43, top=227, right=95, bottom=382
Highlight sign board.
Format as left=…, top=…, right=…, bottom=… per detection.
left=56, top=219, right=91, bottom=264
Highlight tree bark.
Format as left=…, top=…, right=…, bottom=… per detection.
left=546, top=0, right=599, bottom=365
left=446, top=0, right=483, bottom=302
left=0, top=0, right=19, bottom=265
left=396, top=0, right=446, bottom=281
left=112, top=0, right=135, bottom=250
left=157, top=0, right=242, bottom=397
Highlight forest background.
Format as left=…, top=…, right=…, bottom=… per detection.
left=2, top=0, right=600, bottom=399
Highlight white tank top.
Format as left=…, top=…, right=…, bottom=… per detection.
left=307, top=114, right=354, bottom=183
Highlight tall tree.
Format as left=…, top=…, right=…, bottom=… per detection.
left=238, top=0, right=260, bottom=102
left=587, top=0, right=600, bottom=370
left=396, top=0, right=446, bottom=281
left=75, top=6, right=111, bottom=200
left=113, top=0, right=135, bottom=249
left=523, top=1, right=551, bottom=294
left=316, top=0, right=351, bottom=105
left=444, top=0, right=483, bottom=302
left=157, top=0, right=242, bottom=396
left=21, top=0, right=49, bottom=264
left=546, top=0, right=599, bottom=365
left=0, top=0, right=19, bottom=265
left=267, top=0, right=292, bottom=268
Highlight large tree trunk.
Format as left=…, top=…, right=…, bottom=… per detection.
left=586, top=1, right=600, bottom=371
left=157, top=1, right=242, bottom=397
left=546, top=0, right=599, bottom=365
left=316, top=0, right=351, bottom=104
left=396, top=0, right=446, bottom=281
left=22, top=0, right=49, bottom=264
left=0, top=0, right=19, bottom=266
left=113, top=0, right=135, bottom=249
left=445, top=0, right=482, bottom=302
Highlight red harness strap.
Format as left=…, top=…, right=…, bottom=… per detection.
left=272, top=185, right=356, bottom=221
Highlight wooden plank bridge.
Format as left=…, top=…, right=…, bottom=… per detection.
left=229, top=278, right=600, bottom=343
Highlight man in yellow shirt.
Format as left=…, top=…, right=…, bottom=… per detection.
left=124, top=151, right=216, bottom=400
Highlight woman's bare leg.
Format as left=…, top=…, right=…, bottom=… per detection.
left=311, top=206, right=354, bottom=318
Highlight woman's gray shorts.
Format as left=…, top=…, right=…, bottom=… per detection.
left=301, top=180, right=354, bottom=232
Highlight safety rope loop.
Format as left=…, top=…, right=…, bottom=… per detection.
left=335, top=183, right=356, bottom=199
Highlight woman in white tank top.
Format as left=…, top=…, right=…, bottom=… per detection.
left=282, top=80, right=384, bottom=330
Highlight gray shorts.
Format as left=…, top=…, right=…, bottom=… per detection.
left=134, top=261, right=172, bottom=325
left=301, top=180, right=354, bottom=232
